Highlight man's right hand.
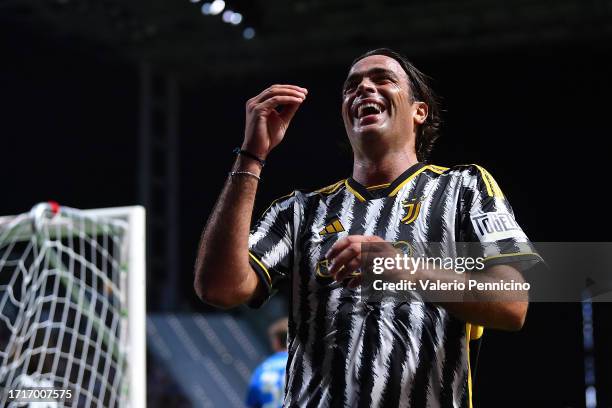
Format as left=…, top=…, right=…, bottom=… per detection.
left=242, top=84, right=307, bottom=159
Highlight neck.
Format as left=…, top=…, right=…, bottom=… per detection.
left=352, top=148, right=419, bottom=186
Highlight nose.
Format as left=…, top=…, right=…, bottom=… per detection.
left=356, top=77, right=376, bottom=95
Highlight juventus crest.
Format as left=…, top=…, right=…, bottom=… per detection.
left=401, top=198, right=421, bottom=224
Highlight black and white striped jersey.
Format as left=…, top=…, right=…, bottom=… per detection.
left=248, top=162, right=539, bottom=408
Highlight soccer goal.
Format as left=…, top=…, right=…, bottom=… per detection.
left=0, top=203, right=146, bottom=407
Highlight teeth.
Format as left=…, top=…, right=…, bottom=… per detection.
left=357, top=102, right=383, bottom=118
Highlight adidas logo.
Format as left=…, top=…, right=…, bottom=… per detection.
left=318, top=218, right=345, bottom=236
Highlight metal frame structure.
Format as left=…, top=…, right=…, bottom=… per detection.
left=0, top=204, right=147, bottom=408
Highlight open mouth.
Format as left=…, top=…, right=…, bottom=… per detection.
left=353, top=101, right=387, bottom=121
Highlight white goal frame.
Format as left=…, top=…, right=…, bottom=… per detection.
left=0, top=203, right=146, bottom=407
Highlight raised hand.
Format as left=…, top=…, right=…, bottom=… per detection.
left=242, top=84, right=308, bottom=159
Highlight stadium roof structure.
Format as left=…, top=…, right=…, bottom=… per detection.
left=3, top=0, right=612, bottom=82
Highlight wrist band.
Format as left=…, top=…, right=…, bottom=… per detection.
left=233, top=147, right=266, bottom=167
left=229, top=171, right=261, bottom=181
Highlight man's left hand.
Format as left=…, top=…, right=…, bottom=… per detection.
left=326, top=235, right=396, bottom=287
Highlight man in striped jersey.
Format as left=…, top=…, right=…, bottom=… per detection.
left=195, top=48, right=539, bottom=407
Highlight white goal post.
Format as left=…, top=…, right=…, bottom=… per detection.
left=0, top=203, right=146, bottom=407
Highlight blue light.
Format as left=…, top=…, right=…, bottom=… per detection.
left=243, top=27, right=255, bottom=40
left=201, top=3, right=211, bottom=15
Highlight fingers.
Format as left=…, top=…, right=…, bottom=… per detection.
left=325, top=235, right=356, bottom=261
left=246, top=85, right=307, bottom=120
left=326, top=235, right=383, bottom=261
left=327, top=235, right=388, bottom=284
left=277, top=99, right=301, bottom=123
left=257, top=95, right=305, bottom=114
left=328, top=241, right=361, bottom=279
left=249, top=85, right=307, bottom=105
left=327, top=235, right=371, bottom=282
left=277, top=84, right=308, bottom=93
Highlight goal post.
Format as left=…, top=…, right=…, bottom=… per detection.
left=0, top=203, right=146, bottom=407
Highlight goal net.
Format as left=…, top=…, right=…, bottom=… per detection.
left=0, top=203, right=146, bottom=407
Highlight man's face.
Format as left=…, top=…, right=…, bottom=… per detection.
left=341, top=54, right=419, bottom=145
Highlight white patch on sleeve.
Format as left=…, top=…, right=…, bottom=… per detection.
left=470, top=210, right=527, bottom=242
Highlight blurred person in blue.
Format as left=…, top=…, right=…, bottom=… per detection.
left=246, top=317, right=288, bottom=408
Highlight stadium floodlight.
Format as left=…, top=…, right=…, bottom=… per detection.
left=243, top=27, right=255, bottom=39
left=230, top=12, right=242, bottom=25
left=209, top=0, right=225, bottom=15
left=0, top=203, right=146, bottom=407
left=222, top=10, right=234, bottom=23
left=201, top=2, right=212, bottom=15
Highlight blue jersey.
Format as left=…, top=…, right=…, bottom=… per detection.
left=246, top=351, right=288, bottom=408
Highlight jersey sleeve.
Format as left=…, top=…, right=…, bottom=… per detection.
left=460, top=165, right=542, bottom=270
left=248, top=192, right=296, bottom=308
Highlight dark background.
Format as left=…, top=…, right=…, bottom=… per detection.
left=2, top=1, right=611, bottom=406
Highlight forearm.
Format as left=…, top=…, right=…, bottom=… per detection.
left=193, top=84, right=306, bottom=307
left=194, top=156, right=261, bottom=307
left=438, top=299, right=527, bottom=331
left=416, top=264, right=528, bottom=331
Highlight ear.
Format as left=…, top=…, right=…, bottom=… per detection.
left=413, top=102, right=428, bottom=125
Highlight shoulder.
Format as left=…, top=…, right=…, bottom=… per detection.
left=439, top=163, right=504, bottom=198
left=426, top=163, right=498, bottom=181
left=266, top=178, right=345, bottom=201
left=313, top=179, right=346, bottom=195
left=258, top=179, right=347, bottom=220
left=423, top=163, right=490, bottom=178
left=296, top=178, right=348, bottom=201
left=255, top=190, right=298, bottom=220
left=421, top=163, right=504, bottom=198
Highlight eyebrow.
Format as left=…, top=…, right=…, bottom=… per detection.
left=343, top=67, right=400, bottom=89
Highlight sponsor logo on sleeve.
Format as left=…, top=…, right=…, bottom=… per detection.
left=470, top=211, right=527, bottom=241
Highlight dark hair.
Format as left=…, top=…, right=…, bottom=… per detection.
left=350, top=48, right=441, bottom=161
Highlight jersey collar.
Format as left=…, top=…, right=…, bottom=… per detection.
left=345, top=162, right=427, bottom=201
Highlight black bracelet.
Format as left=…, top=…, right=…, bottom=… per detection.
left=233, top=147, right=266, bottom=167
